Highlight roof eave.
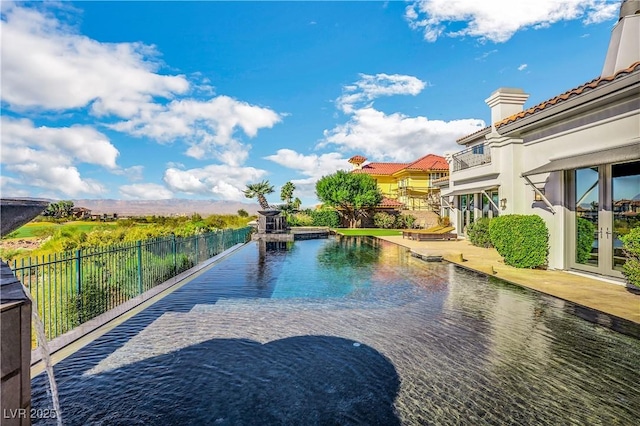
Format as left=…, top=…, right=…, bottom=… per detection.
left=497, top=71, right=640, bottom=135
left=457, top=127, right=491, bottom=145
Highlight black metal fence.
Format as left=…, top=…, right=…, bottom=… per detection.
left=11, top=227, right=252, bottom=344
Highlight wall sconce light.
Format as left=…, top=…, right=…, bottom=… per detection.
left=500, top=198, right=507, bottom=210
left=534, top=188, right=545, bottom=202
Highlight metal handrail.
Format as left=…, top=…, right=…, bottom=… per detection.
left=11, top=227, right=252, bottom=344
left=451, top=143, right=491, bottom=172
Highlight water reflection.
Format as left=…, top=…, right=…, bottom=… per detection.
left=30, top=237, right=640, bottom=425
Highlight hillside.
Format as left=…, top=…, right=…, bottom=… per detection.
left=72, top=199, right=261, bottom=216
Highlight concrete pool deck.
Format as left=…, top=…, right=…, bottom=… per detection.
left=378, top=236, right=640, bottom=325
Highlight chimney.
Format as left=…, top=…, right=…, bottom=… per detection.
left=347, top=155, right=367, bottom=170
left=601, top=0, right=640, bottom=77
left=484, top=88, right=529, bottom=130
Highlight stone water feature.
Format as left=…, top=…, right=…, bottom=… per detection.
left=252, top=209, right=330, bottom=242
left=1, top=198, right=50, bottom=426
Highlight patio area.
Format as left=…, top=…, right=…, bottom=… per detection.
left=379, top=236, right=640, bottom=328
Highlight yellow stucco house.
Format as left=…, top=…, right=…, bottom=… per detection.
left=348, top=154, right=449, bottom=211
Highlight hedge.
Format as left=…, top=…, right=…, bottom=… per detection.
left=467, top=218, right=492, bottom=248
left=310, top=209, right=340, bottom=227
left=489, top=215, right=549, bottom=268
left=620, top=227, right=640, bottom=288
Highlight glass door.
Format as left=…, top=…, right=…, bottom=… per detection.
left=573, top=167, right=600, bottom=270
left=611, top=161, right=640, bottom=273
left=570, top=161, right=640, bottom=277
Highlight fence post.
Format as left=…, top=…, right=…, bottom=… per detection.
left=172, top=234, right=177, bottom=274
left=137, top=241, right=143, bottom=294
left=75, top=249, right=82, bottom=323
left=195, top=235, right=199, bottom=264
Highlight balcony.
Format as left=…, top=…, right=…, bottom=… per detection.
left=451, top=143, right=491, bottom=172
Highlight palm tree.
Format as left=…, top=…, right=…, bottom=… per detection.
left=280, top=181, right=295, bottom=204
left=243, top=181, right=275, bottom=210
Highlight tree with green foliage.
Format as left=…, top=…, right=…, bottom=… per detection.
left=281, top=181, right=296, bottom=204
left=237, top=209, right=249, bottom=217
left=44, top=200, right=74, bottom=218
left=315, top=170, right=382, bottom=228
left=293, top=197, right=302, bottom=210
left=243, top=181, right=275, bottom=210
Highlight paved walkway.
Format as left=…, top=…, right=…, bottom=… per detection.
left=378, top=236, right=640, bottom=325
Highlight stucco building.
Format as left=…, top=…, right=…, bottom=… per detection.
left=348, top=154, right=449, bottom=211
left=441, top=0, right=640, bottom=281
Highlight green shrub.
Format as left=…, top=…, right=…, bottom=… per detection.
left=576, top=217, right=596, bottom=264
left=373, top=212, right=396, bottom=229
left=395, top=214, right=416, bottom=229
left=288, top=212, right=314, bottom=227
left=467, top=218, right=492, bottom=248
left=620, top=227, right=640, bottom=288
left=489, top=215, right=549, bottom=268
left=310, top=209, right=340, bottom=227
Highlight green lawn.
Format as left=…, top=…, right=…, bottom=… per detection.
left=5, top=221, right=117, bottom=239
left=333, top=228, right=402, bottom=237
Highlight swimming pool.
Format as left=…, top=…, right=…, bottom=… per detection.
left=31, top=237, right=640, bottom=425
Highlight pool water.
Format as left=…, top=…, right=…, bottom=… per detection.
left=31, top=237, right=640, bottom=425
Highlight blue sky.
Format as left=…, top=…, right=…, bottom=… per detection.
left=0, top=0, right=621, bottom=207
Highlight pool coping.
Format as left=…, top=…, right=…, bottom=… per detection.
left=30, top=243, right=248, bottom=374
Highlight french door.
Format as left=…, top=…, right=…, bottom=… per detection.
left=569, top=160, right=640, bottom=278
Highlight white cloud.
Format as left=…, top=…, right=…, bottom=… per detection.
left=405, top=0, right=618, bottom=43
left=0, top=116, right=118, bottom=196
left=518, top=64, right=528, bottom=71
left=475, top=49, right=498, bottom=61
left=163, top=165, right=268, bottom=200
left=321, top=107, right=485, bottom=162
left=0, top=176, right=31, bottom=198
left=264, top=149, right=349, bottom=199
left=316, top=73, right=486, bottom=163
left=110, top=96, right=281, bottom=166
left=119, top=183, right=174, bottom=200
left=1, top=3, right=282, bottom=169
left=0, top=3, right=189, bottom=115
left=337, top=73, right=426, bottom=113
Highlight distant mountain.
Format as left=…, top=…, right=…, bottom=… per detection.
left=72, top=199, right=261, bottom=216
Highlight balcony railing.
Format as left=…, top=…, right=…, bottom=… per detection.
left=451, top=143, right=491, bottom=172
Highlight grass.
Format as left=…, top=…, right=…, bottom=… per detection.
left=4, top=221, right=117, bottom=239
left=333, top=228, right=402, bottom=237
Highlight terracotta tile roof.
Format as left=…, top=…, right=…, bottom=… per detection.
left=432, top=176, right=450, bottom=184
left=404, top=154, right=449, bottom=171
left=456, top=125, right=491, bottom=143
left=496, top=61, right=640, bottom=129
left=378, top=197, right=404, bottom=208
left=351, top=162, right=408, bottom=175
left=348, top=155, right=367, bottom=164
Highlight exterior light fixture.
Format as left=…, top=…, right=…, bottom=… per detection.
left=500, top=198, right=507, bottom=210
left=534, top=188, right=545, bottom=202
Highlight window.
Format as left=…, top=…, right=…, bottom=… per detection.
left=481, top=191, right=499, bottom=218
left=472, top=144, right=484, bottom=155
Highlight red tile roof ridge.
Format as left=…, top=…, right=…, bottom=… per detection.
left=496, top=61, right=640, bottom=129
left=404, top=153, right=449, bottom=171
left=351, top=162, right=408, bottom=175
